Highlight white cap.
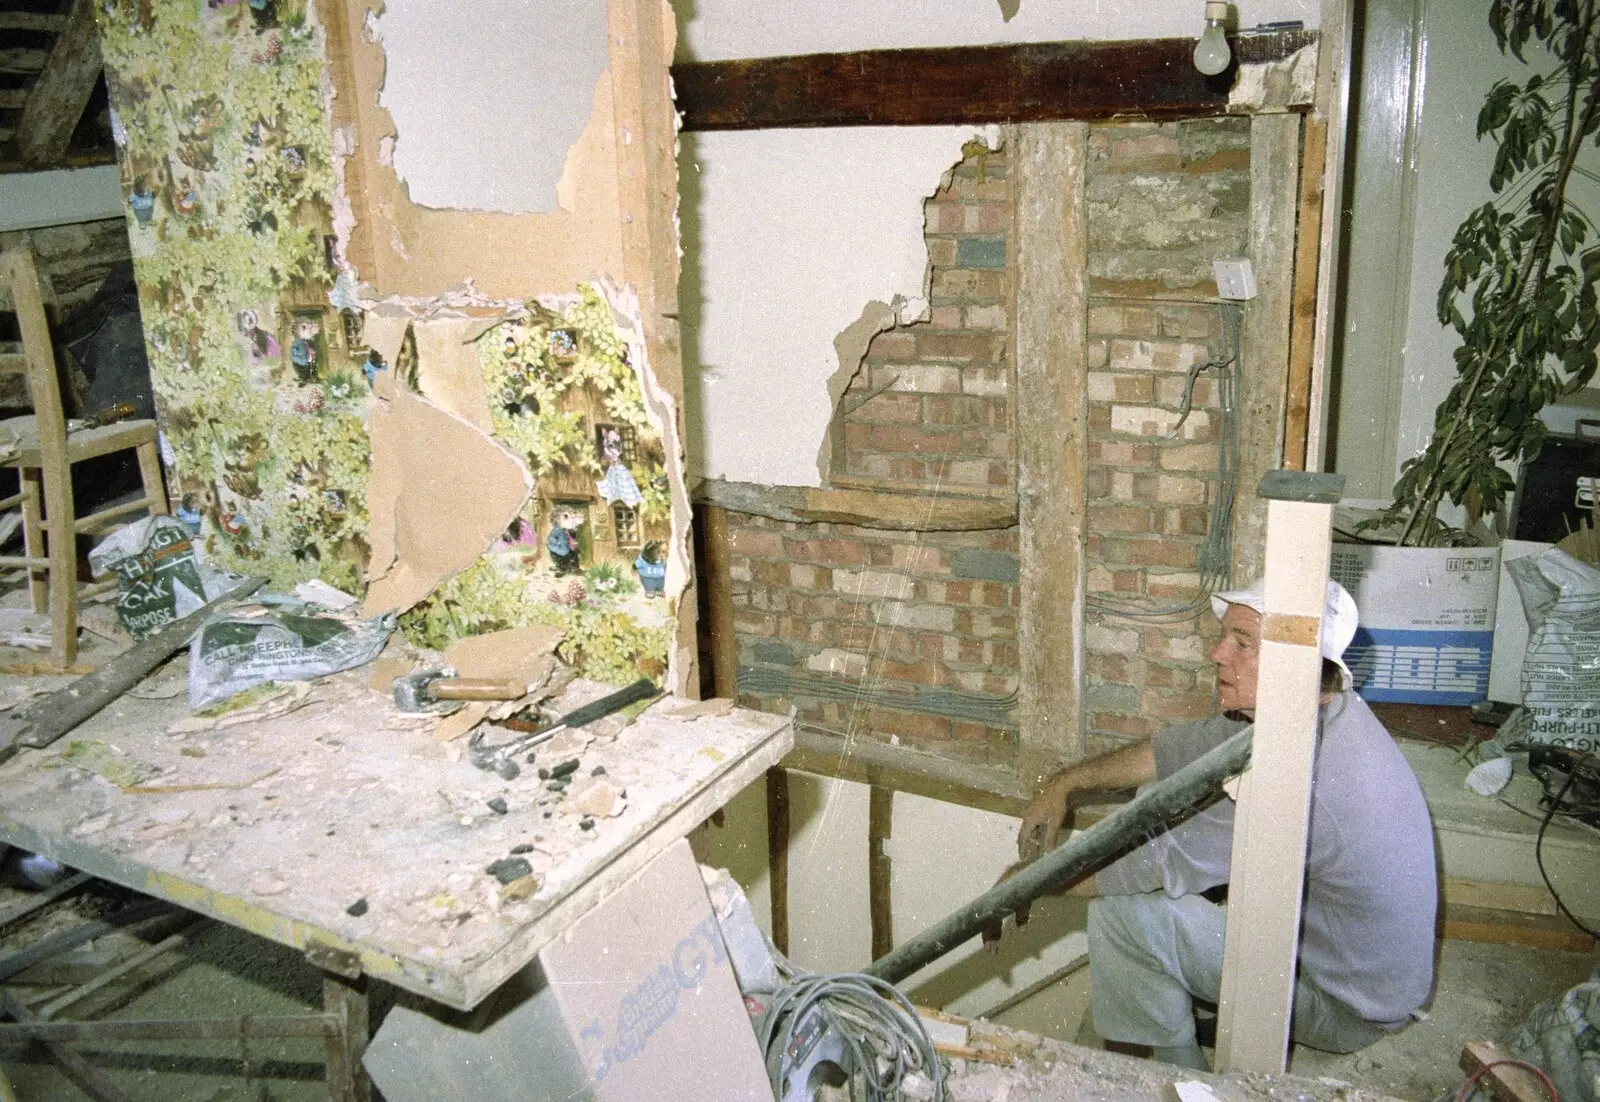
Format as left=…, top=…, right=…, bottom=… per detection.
left=1209, top=578, right=1358, bottom=690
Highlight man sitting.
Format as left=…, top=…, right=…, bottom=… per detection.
left=1016, top=579, right=1436, bottom=1069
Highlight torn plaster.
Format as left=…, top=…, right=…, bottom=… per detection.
left=677, top=0, right=1318, bottom=61
left=817, top=301, right=900, bottom=481
left=1228, top=44, right=1318, bottom=112
left=374, top=0, right=607, bottom=214
left=685, top=127, right=991, bottom=488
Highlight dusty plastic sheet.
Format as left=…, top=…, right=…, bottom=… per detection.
left=1509, top=548, right=1600, bottom=751
left=89, top=516, right=249, bottom=639
left=188, top=608, right=394, bottom=710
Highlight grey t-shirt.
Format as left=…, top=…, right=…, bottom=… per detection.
left=1095, top=692, right=1437, bottom=1024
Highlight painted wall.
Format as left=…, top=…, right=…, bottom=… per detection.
left=678, top=0, right=1319, bottom=488
left=677, top=0, right=1320, bottom=61
left=374, top=0, right=608, bottom=214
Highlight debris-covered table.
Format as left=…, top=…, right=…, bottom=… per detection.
left=0, top=662, right=791, bottom=1096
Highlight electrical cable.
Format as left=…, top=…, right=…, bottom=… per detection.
left=755, top=946, right=943, bottom=1102
left=1085, top=303, right=1241, bottom=623
left=1534, top=764, right=1600, bottom=940
left=1456, top=1057, right=1560, bottom=1102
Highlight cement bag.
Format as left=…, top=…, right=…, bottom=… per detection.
left=1508, top=548, right=1600, bottom=751
left=188, top=609, right=394, bottom=709
left=88, top=516, right=249, bottom=638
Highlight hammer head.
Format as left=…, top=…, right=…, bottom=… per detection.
left=392, top=667, right=459, bottom=714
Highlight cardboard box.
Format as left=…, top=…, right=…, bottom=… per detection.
left=364, top=839, right=772, bottom=1102
left=1330, top=544, right=1500, bottom=705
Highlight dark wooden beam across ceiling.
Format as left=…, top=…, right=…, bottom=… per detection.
left=673, top=29, right=1316, bottom=131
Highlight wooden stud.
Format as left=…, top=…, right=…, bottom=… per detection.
left=1303, top=0, right=1356, bottom=470
left=322, top=972, right=371, bottom=1102
left=0, top=49, right=49, bottom=76
left=672, top=32, right=1317, bottom=132
left=15, top=0, right=103, bottom=167
left=1214, top=484, right=1337, bottom=1075
left=0, top=91, right=23, bottom=109
left=607, top=0, right=695, bottom=699
left=1230, top=115, right=1302, bottom=584
left=1282, top=115, right=1326, bottom=471
left=868, top=785, right=894, bottom=960
left=1461, top=1040, right=1560, bottom=1102
left=0, top=14, right=67, bottom=32
left=701, top=504, right=738, bottom=700
left=1013, top=121, right=1088, bottom=786
left=695, top=478, right=1016, bottom=532
left=785, top=725, right=1026, bottom=818
left=19, top=470, right=44, bottom=615
left=766, top=766, right=790, bottom=957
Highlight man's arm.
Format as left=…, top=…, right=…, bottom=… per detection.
left=1016, top=741, right=1157, bottom=861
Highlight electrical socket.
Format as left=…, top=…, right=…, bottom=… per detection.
left=1212, top=258, right=1257, bottom=301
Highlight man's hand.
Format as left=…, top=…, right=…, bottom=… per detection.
left=1017, top=776, right=1076, bottom=861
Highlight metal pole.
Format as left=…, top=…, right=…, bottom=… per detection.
left=865, top=725, right=1253, bottom=985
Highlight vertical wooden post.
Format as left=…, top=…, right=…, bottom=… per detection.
left=868, top=785, right=894, bottom=960
left=1214, top=470, right=1344, bottom=1074
left=766, top=766, right=790, bottom=956
left=702, top=504, right=738, bottom=699
left=1013, top=121, right=1089, bottom=784
left=1282, top=115, right=1327, bottom=471
left=323, top=971, right=371, bottom=1102
left=1232, top=114, right=1301, bottom=585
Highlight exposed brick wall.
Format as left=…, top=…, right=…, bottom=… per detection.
left=717, top=121, right=1258, bottom=774
left=725, top=513, right=1020, bottom=767
left=836, top=147, right=1012, bottom=496
left=1080, top=118, right=1251, bottom=752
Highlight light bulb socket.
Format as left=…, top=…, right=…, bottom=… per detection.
left=1204, top=1, right=1228, bottom=20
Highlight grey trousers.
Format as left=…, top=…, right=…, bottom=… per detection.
left=1088, top=892, right=1404, bottom=1054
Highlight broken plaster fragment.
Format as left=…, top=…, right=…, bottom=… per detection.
left=562, top=779, right=624, bottom=819
left=250, top=871, right=289, bottom=896
left=485, top=857, right=533, bottom=884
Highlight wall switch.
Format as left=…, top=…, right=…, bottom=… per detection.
left=1213, top=258, right=1257, bottom=300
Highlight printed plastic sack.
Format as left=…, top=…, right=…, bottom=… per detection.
left=1507, top=547, right=1600, bottom=752
left=88, top=516, right=248, bottom=638
left=188, top=610, right=394, bottom=710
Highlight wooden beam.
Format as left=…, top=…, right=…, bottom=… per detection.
left=1460, top=1041, right=1559, bottom=1102
left=701, top=504, right=739, bottom=699
left=1442, top=904, right=1596, bottom=953
left=0, top=90, right=26, bottom=109
left=673, top=31, right=1318, bottom=131
left=695, top=477, right=1017, bottom=532
left=1282, top=115, right=1325, bottom=470
left=784, top=725, right=1026, bottom=818
left=1303, top=0, right=1355, bottom=470
left=0, top=49, right=49, bottom=75
left=1215, top=477, right=1339, bottom=1075
left=1229, top=114, right=1302, bottom=583
left=16, top=0, right=103, bottom=167
left=0, top=13, right=67, bottom=32
left=868, top=785, right=894, bottom=960
left=1014, top=121, right=1088, bottom=787
left=766, top=767, right=790, bottom=956
left=608, top=0, right=694, bottom=698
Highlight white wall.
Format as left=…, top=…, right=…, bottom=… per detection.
left=690, top=770, right=1096, bottom=1039
left=678, top=0, right=1321, bottom=487
left=677, top=0, right=1319, bottom=61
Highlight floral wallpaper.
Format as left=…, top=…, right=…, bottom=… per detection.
left=99, top=0, right=370, bottom=592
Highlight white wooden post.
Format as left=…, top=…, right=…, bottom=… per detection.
left=1214, top=470, right=1345, bottom=1074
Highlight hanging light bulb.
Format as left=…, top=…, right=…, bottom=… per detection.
left=1193, top=1, right=1231, bottom=76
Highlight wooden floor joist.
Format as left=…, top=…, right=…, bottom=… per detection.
left=694, top=478, right=1017, bottom=532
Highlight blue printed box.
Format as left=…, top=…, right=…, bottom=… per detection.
left=1330, top=544, right=1501, bottom=705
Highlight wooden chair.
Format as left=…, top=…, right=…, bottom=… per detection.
left=0, top=246, right=169, bottom=669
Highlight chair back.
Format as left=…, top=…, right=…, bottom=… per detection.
left=0, top=247, right=71, bottom=478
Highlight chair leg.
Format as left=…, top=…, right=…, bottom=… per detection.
left=19, top=470, right=45, bottom=616
left=135, top=441, right=169, bottom=516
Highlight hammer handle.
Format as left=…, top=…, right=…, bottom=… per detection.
left=432, top=678, right=526, bottom=701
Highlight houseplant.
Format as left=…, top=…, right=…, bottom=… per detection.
left=1384, top=0, right=1600, bottom=547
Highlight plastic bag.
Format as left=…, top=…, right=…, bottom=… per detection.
left=188, top=609, right=394, bottom=709
left=1507, top=547, right=1600, bottom=751
left=89, top=516, right=248, bottom=638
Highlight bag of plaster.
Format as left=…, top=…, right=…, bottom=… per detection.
left=1507, top=547, right=1600, bottom=752
left=187, top=609, right=395, bottom=710
left=88, top=515, right=250, bottom=639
